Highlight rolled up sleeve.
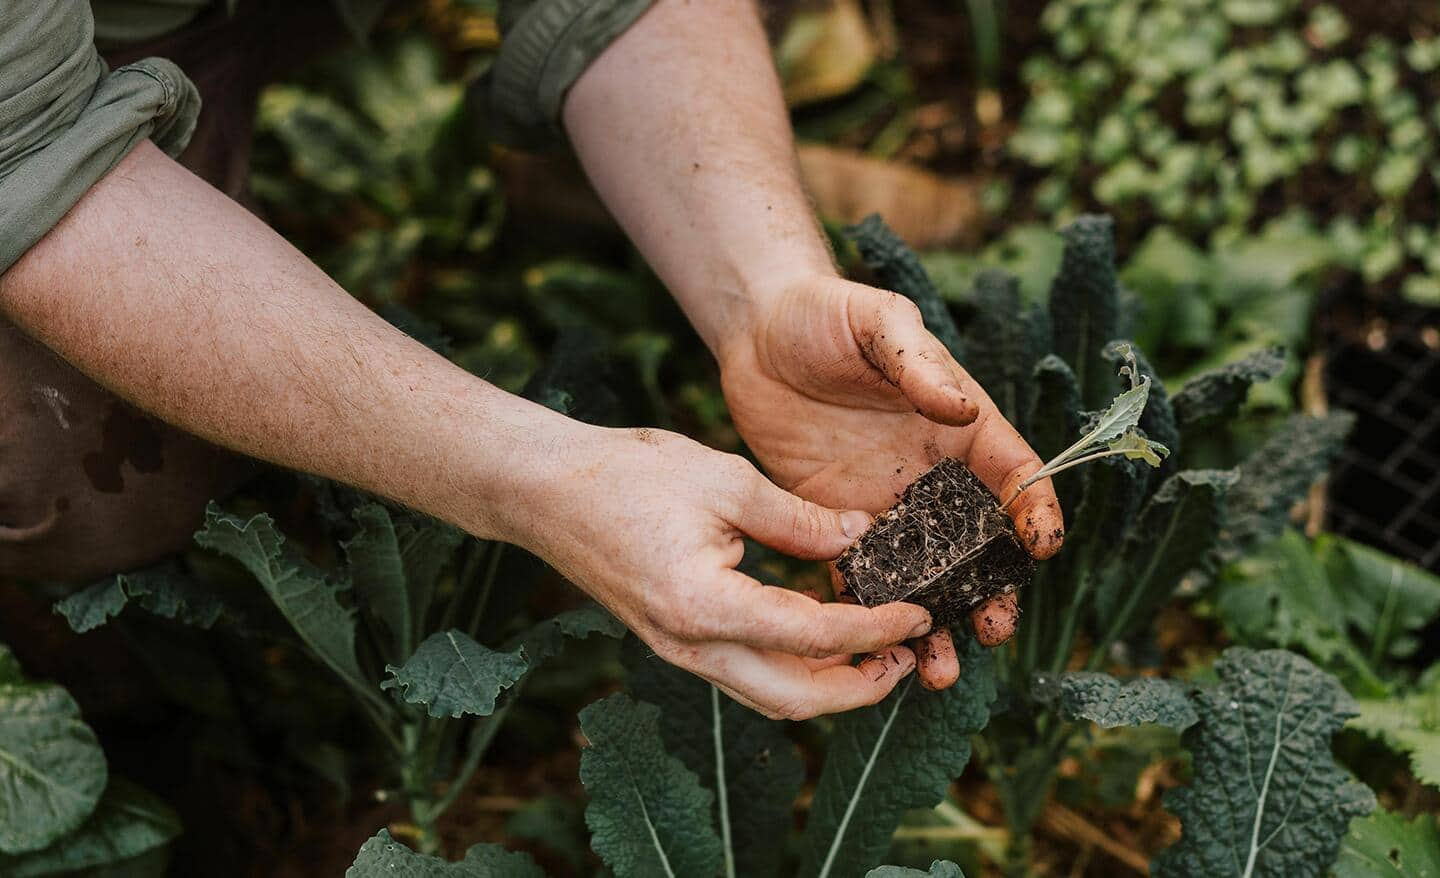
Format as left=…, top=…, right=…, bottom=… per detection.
left=0, top=2, right=199, bottom=274
left=483, top=0, right=656, bottom=147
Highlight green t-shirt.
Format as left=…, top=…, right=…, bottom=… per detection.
left=0, top=0, right=653, bottom=274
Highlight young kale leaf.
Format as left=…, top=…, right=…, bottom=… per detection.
left=579, top=694, right=725, bottom=878
left=384, top=607, right=624, bottom=719
left=624, top=637, right=803, bottom=878
left=800, top=638, right=996, bottom=878
left=1004, top=343, right=1169, bottom=509
left=196, top=503, right=372, bottom=705
left=54, top=565, right=226, bottom=634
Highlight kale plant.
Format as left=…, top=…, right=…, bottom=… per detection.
left=845, top=213, right=1371, bottom=875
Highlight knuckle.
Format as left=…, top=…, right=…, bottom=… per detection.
left=789, top=502, right=830, bottom=548
left=791, top=617, right=842, bottom=658
left=891, top=295, right=924, bottom=324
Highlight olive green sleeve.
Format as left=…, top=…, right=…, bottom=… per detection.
left=0, top=2, right=200, bottom=274
left=482, top=0, right=656, bottom=147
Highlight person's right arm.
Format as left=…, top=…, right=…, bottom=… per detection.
left=0, top=141, right=930, bottom=719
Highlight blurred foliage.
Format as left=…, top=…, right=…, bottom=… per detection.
left=1008, top=0, right=1440, bottom=304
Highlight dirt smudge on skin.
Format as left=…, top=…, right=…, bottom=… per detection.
left=921, top=439, right=942, bottom=465
left=81, top=403, right=164, bottom=494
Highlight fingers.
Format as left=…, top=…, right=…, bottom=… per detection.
left=955, top=411, right=1066, bottom=560
left=997, top=459, right=1065, bottom=560
left=682, top=571, right=931, bottom=657
left=733, top=469, right=873, bottom=560
left=912, top=629, right=961, bottom=690
left=698, top=642, right=917, bottom=721
left=970, top=592, right=1020, bottom=646
left=848, top=285, right=980, bottom=428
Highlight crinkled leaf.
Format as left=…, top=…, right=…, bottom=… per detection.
left=866, top=861, right=965, bottom=878
left=54, top=567, right=224, bottom=634
left=800, top=638, right=997, bottom=878
left=0, top=778, right=181, bottom=877
left=959, top=270, right=1050, bottom=426
left=1171, top=347, right=1286, bottom=426
left=1095, top=469, right=1238, bottom=641
left=1028, top=355, right=1084, bottom=461
left=1027, top=355, right=1086, bottom=516
left=1048, top=215, right=1121, bottom=408
left=624, top=637, right=803, bottom=878
left=386, top=607, right=623, bottom=719
left=1152, top=649, right=1376, bottom=878
left=346, top=828, right=547, bottom=877
left=1349, top=673, right=1440, bottom=788
left=844, top=215, right=965, bottom=360
left=194, top=503, right=368, bottom=692
left=579, top=694, right=724, bottom=878
left=1333, top=809, right=1440, bottom=878
left=0, top=648, right=107, bottom=854
left=1032, top=671, right=1197, bottom=729
left=518, top=605, right=627, bottom=665
left=1214, top=413, right=1354, bottom=567
left=1320, top=536, right=1440, bottom=663
left=384, top=630, right=527, bottom=719
left=343, top=504, right=414, bottom=660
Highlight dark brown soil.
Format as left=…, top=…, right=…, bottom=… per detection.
left=836, top=458, right=1035, bottom=627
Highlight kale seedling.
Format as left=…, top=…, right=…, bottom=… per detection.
left=836, top=345, right=1167, bottom=626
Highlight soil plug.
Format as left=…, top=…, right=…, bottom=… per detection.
left=836, top=344, right=1168, bottom=628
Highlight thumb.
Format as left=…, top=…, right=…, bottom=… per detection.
left=736, top=476, right=872, bottom=560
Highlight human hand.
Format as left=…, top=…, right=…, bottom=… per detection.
left=717, top=273, right=1066, bottom=689
left=507, top=423, right=934, bottom=720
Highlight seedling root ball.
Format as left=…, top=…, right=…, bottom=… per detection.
left=836, top=458, right=1035, bottom=627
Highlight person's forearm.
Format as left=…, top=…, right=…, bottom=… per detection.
left=0, top=141, right=575, bottom=544
left=563, top=0, right=834, bottom=360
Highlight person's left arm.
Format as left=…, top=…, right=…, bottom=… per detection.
left=560, top=0, right=1065, bottom=689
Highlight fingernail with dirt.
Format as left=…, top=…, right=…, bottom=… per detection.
left=908, top=617, right=932, bottom=638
